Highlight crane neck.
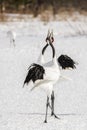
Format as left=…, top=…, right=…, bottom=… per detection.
left=42, top=43, right=49, bottom=55
left=50, top=43, right=58, bottom=67
left=38, top=43, right=48, bottom=65
left=41, top=42, right=58, bottom=67
left=42, top=43, right=55, bottom=58
left=50, top=43, right=55, bottom=58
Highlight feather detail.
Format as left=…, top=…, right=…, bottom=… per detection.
left=58, top=55, right=77, bottom=69
left=23, top=63, right=45, bottom=87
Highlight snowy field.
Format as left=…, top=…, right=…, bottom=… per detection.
left=0, top=15, right=87, bottom=130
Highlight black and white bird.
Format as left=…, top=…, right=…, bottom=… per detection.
left=7, top=30, right=16, bottom=47
left=37, top=30, right=77, bottom=117
left=23, top=31, right=61, bottom=123
left=23, top=30, right=77, bottom=123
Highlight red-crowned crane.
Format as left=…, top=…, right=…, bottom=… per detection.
left=37, top=30, right=76, bottom=118
left=23, top=30, right=76, bottom=123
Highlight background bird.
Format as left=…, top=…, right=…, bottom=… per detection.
left=7, top=30, right=16, bottom=47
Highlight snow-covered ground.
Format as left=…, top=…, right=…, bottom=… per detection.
left=0, top=15, right=87, bottom=130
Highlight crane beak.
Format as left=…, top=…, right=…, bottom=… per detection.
left=46, top=29, right=54, bottom=44
left=46, top=30, right=50, bottom=44
left=47, top=29, right=50, bottom=37
left=51, top=29, right=53, bottom=37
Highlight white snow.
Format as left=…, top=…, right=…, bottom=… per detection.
left=0, top=15, right=87, bottom=129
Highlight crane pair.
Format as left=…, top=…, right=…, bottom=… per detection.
left=23, top=30, right=76, bottom=123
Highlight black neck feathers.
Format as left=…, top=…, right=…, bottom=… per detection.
left=50, top=43, right=55, bottom=58
left=42, top=43, right=49, bottom=55
left=42, top=42, right=55, bottom=58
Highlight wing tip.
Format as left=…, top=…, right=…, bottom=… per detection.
left=58, top=54, right=78, bottom=70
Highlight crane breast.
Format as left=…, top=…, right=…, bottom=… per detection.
left=44, top=67, right=60, bottom=83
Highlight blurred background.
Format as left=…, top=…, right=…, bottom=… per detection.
left=0, top=0, right=87, bottom=21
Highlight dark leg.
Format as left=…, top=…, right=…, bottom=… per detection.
left=51, top=91, right=60, bottom=119
left=48, top=103, right=60, bottom=119
left=44, top=96, right=49, bottom=123
left=51, top=91, right=55, bottom=116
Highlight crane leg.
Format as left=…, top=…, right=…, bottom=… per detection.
left=44, top=95, right=60, bottom=123
left=48, top=102, right=60, bottom=119
left=51, top=91, right=55, bottom=116
left=44, top=96, right=49, bottom=123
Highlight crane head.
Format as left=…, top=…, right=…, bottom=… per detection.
left=46, top=30, right=54, bottom=44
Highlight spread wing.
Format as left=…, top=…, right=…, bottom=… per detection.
left=23, top=63, right=45, bottom=87
left=58, top=55, right=77, bottom=69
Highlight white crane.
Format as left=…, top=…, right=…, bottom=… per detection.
left=7, top=30, right=16, bottom=47
left=23, top=30, right=76, bottom=123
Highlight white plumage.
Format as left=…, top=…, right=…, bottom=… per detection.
left=33, top=58, right=60, bottom=97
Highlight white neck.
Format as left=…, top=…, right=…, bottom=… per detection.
left=41, top=54, right=45, bottom=64
left=37, top=53, right=45, bottom=65
left=52, top=55, right=58, bottom=67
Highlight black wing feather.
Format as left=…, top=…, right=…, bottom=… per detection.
left=23, top=63, right=45, bottom=87
left=58, top=55, right=76, bottom=69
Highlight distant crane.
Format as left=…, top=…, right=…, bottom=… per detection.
left=23, top=30, right=76, bottom=123
left=7, top=30, right=16, bottom=47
